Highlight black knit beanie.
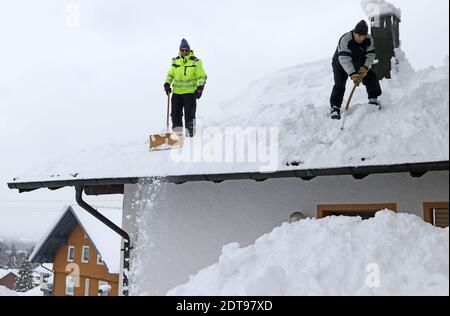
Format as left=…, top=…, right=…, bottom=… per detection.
left=354, top=20, right=369, bottom=36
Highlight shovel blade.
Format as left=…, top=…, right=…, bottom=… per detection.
left=149, top=132, right=184, bottom=151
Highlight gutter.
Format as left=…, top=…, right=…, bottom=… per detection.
left=75, top=186, right=131, bottom=296
left=7, top=161, right=450, bottom=192
left=40, top=263, right=54, bottom=274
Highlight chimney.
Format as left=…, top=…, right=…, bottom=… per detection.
left=370, top=12, right=401, bottom=79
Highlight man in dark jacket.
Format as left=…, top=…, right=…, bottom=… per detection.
left=330, top=20, right=382, bottom=120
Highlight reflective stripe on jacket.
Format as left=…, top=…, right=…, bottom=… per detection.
left=165, top=50, right=207, bottom=95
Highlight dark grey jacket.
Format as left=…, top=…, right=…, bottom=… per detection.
left=333, top=31, right=376, bottom=76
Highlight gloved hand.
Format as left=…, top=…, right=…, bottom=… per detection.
left=194, top=85, right=204, bottom=99
left=164, top=83, right=172, bottom=95
left=358, top=66, right=369, bottom=80
left=351, top=74, right=362, bottom=86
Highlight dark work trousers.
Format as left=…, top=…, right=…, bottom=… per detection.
left=171, top=93, right=197, bottom=137
left=330, top=60, right=382, bottom=108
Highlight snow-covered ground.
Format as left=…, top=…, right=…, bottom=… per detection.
left=10, top=50, right=449, bottom=183
left=168, top=211, right=449, bottom=296
left=0, top=285, right=17, bottom=296
left=0, top=285, right=44, bottom=296
left=17, top=286, right=44, bottom=296
left=0, top=285, right=45, bottom=296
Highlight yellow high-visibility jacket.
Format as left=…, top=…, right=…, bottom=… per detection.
left=165, top=50, right=207, bottom=95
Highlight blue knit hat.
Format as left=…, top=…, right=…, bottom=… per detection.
left=179, top=38, right=190, bottom=51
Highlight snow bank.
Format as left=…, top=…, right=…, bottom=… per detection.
left=213, top=51, right=449, bottom=169
left=0, top=285, right=17, bottom=296
left=17, top=286, right=44, bottom=296
left=10, top=51, right=449, bottom=182
left=361, top=0, right=401, bottom=19
left=168, top=211, right=449, bottom=296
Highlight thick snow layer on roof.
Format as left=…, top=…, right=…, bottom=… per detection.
left=361, top=0, right=401, bottom=19
left=71, top=205, right=123, bottom=274
left=10, top=51, right=449, bottom=184
left=168, top=211, right=449, bottom=296
left=0, top=269, right=8, bottom=279
left=0, top=268, right=19, bottom=279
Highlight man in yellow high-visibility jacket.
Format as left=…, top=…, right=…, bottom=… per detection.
left=164, top=39, right=207, bottom=137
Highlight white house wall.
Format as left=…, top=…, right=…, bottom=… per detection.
left=121, top=171, right=449, bottom=295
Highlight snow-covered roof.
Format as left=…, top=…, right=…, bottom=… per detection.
left=168, top=211, right=449, bottom=296
left=0, top=269, right=19, bottom=279
left=30, top=205, right=122, bottom=274
left=7, top=52, right=450, bottom=188
left=0, top=269, right=9, bottom=279
left=33, top=263, right=53, bottom=275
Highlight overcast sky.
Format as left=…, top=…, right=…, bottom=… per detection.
left=0, top=0, right=448, bottom=240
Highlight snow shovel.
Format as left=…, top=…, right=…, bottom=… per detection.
left=340, top=83, right=358, bottom=131
left=149, top=94, right=184, bottom=151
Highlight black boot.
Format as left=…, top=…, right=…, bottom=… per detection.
left=331, top=106, right=341, bottom=120
left=369, top=98, right=381, bottom=110
left=186, top=124, right=195, bottom=138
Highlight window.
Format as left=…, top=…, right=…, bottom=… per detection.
left=97, top=254, right=104, bottom=265
left=424, top=203, right=449, bottom=228
left=81, top=246, right=89, bottom=263
left=98, top=281, right=111, bottom=296
left=84, top=278, right=90, bottom=296
left=317, top=203, right=397, bottom=219
left=67, top=246, right=75, bottom=262
left=65, top=276, right=75, bottom=296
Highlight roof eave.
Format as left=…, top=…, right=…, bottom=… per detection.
left=8, top=161, right=450, bottom=194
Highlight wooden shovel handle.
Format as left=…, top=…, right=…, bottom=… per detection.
left=344, top=84, right=358, bottom=112
left=166, top=93, right=171, bottom=131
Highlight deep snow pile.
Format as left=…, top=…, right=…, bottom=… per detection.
left=168, top=211, right=449, bottom=296
left=214, top=51, right=449, bottom=169
left=10, top=51, right=449, bottom=182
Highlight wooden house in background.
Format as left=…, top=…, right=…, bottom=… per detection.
left=29, top=206, right=122, bottom=296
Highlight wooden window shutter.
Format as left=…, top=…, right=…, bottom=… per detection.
left=424, top=203, right=449, bottom=228
left=434, top=208, right=449, bottom=228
